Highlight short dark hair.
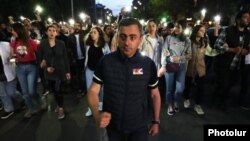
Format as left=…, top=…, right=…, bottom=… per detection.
left=103, top=25, right=112, bottom=32
left=235, top=10, right=249, bottom=23
left=118, top=18, right=143, bottom=35
left=167, top=22, right=175, bottom=29
left=176, top=19, right=187, bottom=29
left=46, top=25, right=56, bottom=31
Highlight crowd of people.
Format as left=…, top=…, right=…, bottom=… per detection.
left=0, top=8, right=250, bottom=141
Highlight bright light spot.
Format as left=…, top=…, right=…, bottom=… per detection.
left=137, top=1, right=142, bottom=5
left=161, top=17, right=167, bottom=23
left=69, top=19, right=75, bottom=25
left=125, top=6, right=131, bottom=12
left=35, top=40, right=40, bottom=44
left=133, top=6, right=138, bottom=10
left=139, top=19, right=145, bottom=25
left=186, top=18, right=192, bottom=21
left=201, top=9, right=206, bottom=16
left=47, top=17, right=53, bottom=23
left=163, top=22, right=168, bottom=27
left=214, top=15, right=221, bottom=23
left=196, top=20, right=201, bottom=25
left=20, top=16, right=25, bottom=21
left=35, top=5, right=43, bottom=13
left=141, top=51, right=146, bottom=56
left=79, top=12, right=86, bottom=20
left=98, top=19, right=103, bottom=24
left=184, top=28, right=190, bottom=35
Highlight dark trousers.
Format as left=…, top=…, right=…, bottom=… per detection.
left=48, top=80, right=63, bottom=107
left=183, top=75, right=205, bottom=105
left=72, top=59, right=86, bottom=92
left=212, top=65, right=241, bottom=108
left=107, top=126, right=148, bottom=141
left=39, top=68, right=48, bottom=92
left=239, top=64, right=250, bottom=106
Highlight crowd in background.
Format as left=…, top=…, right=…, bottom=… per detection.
left=0, top=9, right=249, bottom=121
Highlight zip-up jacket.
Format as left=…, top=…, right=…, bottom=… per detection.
left=93, top=50, right=158, bottom=131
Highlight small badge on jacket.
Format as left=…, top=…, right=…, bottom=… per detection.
left=133, top=68, right=143, bottom=75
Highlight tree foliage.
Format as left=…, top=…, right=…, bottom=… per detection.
left=0, top=0, right=92, bottom=22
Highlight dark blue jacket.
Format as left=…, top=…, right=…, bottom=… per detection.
left=93, top=50, right=158, bottom=131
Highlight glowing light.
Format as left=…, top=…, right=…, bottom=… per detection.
left=125, top=6, right=131, bottom=12
left=214, top=15, right=221, bottom=23
left=79, top=12, right=86, bottom=20
left=201, top=9, right=206, bottom=17
left=98, top=19, right=103, bottom=24
left=47, top=17, right=53, bottom=23
left=69, top=19, right=75, bottom=25
left=20, top=16, right=25, bottom=21
left=184, top=28, right=191, bottom=36
left=35, top=5, right=43, bottom=13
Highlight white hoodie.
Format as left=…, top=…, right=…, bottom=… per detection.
left=0, top=42, right=16, bottom=82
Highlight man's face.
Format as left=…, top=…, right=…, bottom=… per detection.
left=74, top=23, right=81, bottom=33
left=118, top=24, right=142, bottom=58
left=240, top=13, right=250, bottom=27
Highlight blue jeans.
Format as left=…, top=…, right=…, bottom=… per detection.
left=16, top=64, right=39, bottom=112
left=85, top=67, right=103, bottom=102
left=165, top=63, right=186, bottom=104
left=0, top=79, right=23, bottom=112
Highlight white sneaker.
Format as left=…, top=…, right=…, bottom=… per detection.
left=194, top=105, right=205, bottom=115
left=57, top=108, right=65, bottom=119
left=167, top=105, right=174, bottom=116
left=85, top=108, right=92, bottom=117
left=184, top=99, right=191, bottom=108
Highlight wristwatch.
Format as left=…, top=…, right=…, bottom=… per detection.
left=152, top=120, right=160, bottom=124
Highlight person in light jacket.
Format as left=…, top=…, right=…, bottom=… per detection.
left=158, top=20, right=192, bottom=116
left=0, top=35, right=24, bottom=119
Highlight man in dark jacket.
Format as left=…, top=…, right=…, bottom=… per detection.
left=87, top=18, right=161, bottom=141
left=213, top=10, right=250, bottom=109
left=67, top=21, right=87, bottom=96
